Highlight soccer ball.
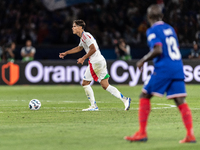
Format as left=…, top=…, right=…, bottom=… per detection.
left=29, top=99, right=41, bottom=110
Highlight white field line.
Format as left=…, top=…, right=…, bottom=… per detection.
left=1, top=107, right=200, bottom=113
left=1, top=100, right=200, bottom=113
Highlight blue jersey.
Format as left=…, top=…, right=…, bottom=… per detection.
left=146, top=21, right=184, bottom=79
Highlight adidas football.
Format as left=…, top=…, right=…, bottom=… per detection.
left=29, top=99, right=41, bottom=110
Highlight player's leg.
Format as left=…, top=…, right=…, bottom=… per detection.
left=174, top=97, right=196, bottom=143
left=167, top=80, right=196, bottom=143
left=124, top=92, right=151, bottom=142
left=125, top=74, right=167, bottom=142
left=90, top=59, right=131, bottom=110
left=138, top=93, right=152, bottom=134
left=82, top=66, right=98, bottom=111
left=100, top=78, right=131, bottom=111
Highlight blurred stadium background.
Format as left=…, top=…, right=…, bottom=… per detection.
left=0, top=0, right=199, bottom=60
left=1, top=0, right=200, bottom=85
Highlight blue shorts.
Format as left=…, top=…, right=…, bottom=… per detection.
left=142, top=74, right=187, bottom=99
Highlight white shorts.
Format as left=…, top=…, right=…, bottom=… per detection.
left=83, top=59, right=110, bottom=82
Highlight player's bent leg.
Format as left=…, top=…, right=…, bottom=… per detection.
left=82, top=80, right=98, bottom=111
left=174, top=97, right=185, bottom=106
left=99, top=78, right=109, bottom=90
left=100, top=79, right=131, bottom=111
left=125, top=92, right=151, bottom=142
left=174, top=97, right=196, bottom=143
left=82, top=80, right=91, bottom=86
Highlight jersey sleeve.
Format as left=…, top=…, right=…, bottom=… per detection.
left=146, top=29, right=162, bottom=50
left=84, top=35, right=93, bottom=47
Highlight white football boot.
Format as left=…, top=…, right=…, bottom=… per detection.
left=124, top=97, right=131, bottom=111
left=82, top=105, right=99, bottom=111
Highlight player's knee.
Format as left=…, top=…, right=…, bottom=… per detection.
left=101, top=84, right=108, bottom=90
left=100, top=79, right=109, bottom=90
left=140, top=92, right=152, bottom=99
left=82, top=80, right=90, bottom=86
left=174, top=97, right=185, bottom=106
left=139, top=93, right=145, bottom=98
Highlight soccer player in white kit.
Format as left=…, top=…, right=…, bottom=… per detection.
left=59, top=20, right=131, bottom=111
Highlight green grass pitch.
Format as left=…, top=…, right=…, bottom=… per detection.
left=0, top=84, right=199, bottom=150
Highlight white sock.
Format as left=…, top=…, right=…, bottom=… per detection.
left=106, top=85, right=126, bottom=103
left=83, top=85, right=97, bottom=107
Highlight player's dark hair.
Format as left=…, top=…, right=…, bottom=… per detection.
left=147, top=4, right=163, bottom=21
left=73, top=20, right=86, bottom=29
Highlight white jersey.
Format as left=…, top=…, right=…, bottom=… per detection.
left=79, top=31, right=104, bottom=63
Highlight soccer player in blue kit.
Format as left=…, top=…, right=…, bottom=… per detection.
left=125, top=4, right=196, bottom=143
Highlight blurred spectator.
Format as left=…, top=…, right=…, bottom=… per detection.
left=188, top=41, right=200, bottom=59
left=115, top=38, right=131, bottom=61
left=21, top=40, right=36, bottom=62
left=2, top=42, right=16, bottom=62
left=0, top=0, right=199, bottom=47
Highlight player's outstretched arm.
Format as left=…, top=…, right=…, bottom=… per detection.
left=59, top=46, right=83, bottom=59
left=77, top=44, right=96, bottom=65
left=137, top=45, right=162, bottom=70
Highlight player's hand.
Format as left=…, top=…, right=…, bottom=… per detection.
left=77, top=57, right=85, bottom=65
left=59, top=52, right=66, bottom=59
left=136, top=59, right=144, bottom=71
